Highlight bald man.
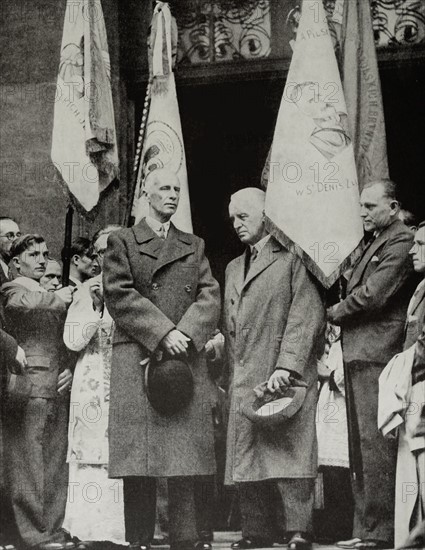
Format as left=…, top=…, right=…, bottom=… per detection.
left=103, top=168, right=220, bottom=550
left=223, top=188, right=325, bottom=550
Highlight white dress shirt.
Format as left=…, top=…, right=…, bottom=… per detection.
left=145, top=216, right=171, bottom=239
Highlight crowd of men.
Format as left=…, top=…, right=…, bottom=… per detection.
left=0, top=169, right=424, bottom=550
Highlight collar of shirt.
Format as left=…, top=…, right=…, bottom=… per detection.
left=69, top=276, right=82, bottom=288
left=13, top=276, right=46, bottom=292
left=145, top=216, right=171, bottom=239
left=0, top=258, right=9, bottom=280
left=250, top=234, right=270, bottom=258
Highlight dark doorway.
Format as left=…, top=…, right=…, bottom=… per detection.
left=135, top=66, right=425, bottom=286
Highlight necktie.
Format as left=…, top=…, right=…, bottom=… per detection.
left=158, top=225, right=166, bottom=240
left=244, top=246, right=258, bottom=279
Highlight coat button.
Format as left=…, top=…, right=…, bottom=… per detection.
left=230, top=298, right=235, bottom=305
left=185, top=284, right=192, bottom=293
left=230, top=330, right=235, bottom=337
left=151, top=283, right=159, bottom=291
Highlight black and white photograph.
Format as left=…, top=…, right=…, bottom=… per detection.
left=1, top=1, right=425, bottom=550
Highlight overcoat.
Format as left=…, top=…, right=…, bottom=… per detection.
left=103, top=220, right=220, bottom=478
left=223, top=237, right=325, bottom=484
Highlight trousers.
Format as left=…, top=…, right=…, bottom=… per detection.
left=238, top=478, right=315, bottom=539
left=344, top=361, right=398, bottom=543
left=4, top=397, right=69, bottom=547
left=123, top=476, right=198, bottom=547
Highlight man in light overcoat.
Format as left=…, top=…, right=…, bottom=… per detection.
left=223, top=188, right=325, bottom=550
left=103, top=169, right=220, bottom=550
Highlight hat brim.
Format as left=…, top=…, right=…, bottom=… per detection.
left=241, top=386, right=307, bottom=427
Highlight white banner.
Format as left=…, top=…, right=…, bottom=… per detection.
left=51, top=0, right=118, bottom=213
left=131, top=3, right=192, bottom=233
left=265, top=0, right=363, bottom=288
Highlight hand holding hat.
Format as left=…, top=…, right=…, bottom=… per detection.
left=242, top=373, right=308, bottom=428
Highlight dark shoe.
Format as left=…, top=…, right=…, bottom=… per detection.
left=36, top=544, right=75, bottom=550
left=337, top=539, right=363, bottom=549
left=275, top=533, right=289, bottom=545
left=287, top=532, right=312, bottom=550
left=129, top=544, right=151, bottom=550
left=356, top=542, right=392, bottom=549
left=230, top=538, right=273, bottom=550
left=152, top=538, right=168, bottom=546
left=336, top=539, right=391, bottom=550
left=194, top=542, right=212, bottom=550
left=198, top=531, right=214, bottom=543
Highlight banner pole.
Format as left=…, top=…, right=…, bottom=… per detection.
left=127, top=81, right=152, bottom=227
left=62, top=204, right=74, bottom=286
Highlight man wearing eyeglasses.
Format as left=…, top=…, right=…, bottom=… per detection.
left=0, top=217, right=21, bottom=285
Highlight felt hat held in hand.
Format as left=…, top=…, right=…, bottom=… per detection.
left=241, top=377, right=307, bottom=427
left=145, top=355, right=194, bottom=416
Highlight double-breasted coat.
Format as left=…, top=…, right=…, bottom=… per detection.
left=223, top=237, right=326, bottom=484
left=103, top=220, right=221, bottom=478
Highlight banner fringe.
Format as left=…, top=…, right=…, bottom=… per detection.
left=54, top=170, right=119, bottom=223
left=265, top=216, right=362, bottom=289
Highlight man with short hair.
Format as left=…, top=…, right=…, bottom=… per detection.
left=61, top=237, right=95, bottom=287
left=328, top=179, right=418, bottom=549
left=1, top=234, right=75, bottom=550
left=40, top=259, right=62, bottom=292
left=223, top=188, right=325, bottom=550
left=103, top=168, right=220, bottom=550
left=0, top=217, right=21, bottom=285
left=392, top=221, right=425, bottom=545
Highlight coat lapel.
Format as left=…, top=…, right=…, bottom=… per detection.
left=242, top=238, right=280, bottom=291
left=410, top=282, right=425, bottom=315
left=152, top=223, right=195, bottom=276
left=232, top=255, right=246, bottom=297
left=348, top=222, right=399, bottom=292
left=132, top=219, right=163, bottom=259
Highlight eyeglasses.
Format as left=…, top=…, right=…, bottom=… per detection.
left=0, top=232, right=21, bottom=241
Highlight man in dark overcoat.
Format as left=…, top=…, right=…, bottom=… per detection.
left=328, top=180, right=418, bottom=549
left=223, top=188, right=326, bottom=550
left=103, top=169, right=221, bottom=550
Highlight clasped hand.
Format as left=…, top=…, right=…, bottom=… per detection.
left=160, top=329, right=191, bottom=357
